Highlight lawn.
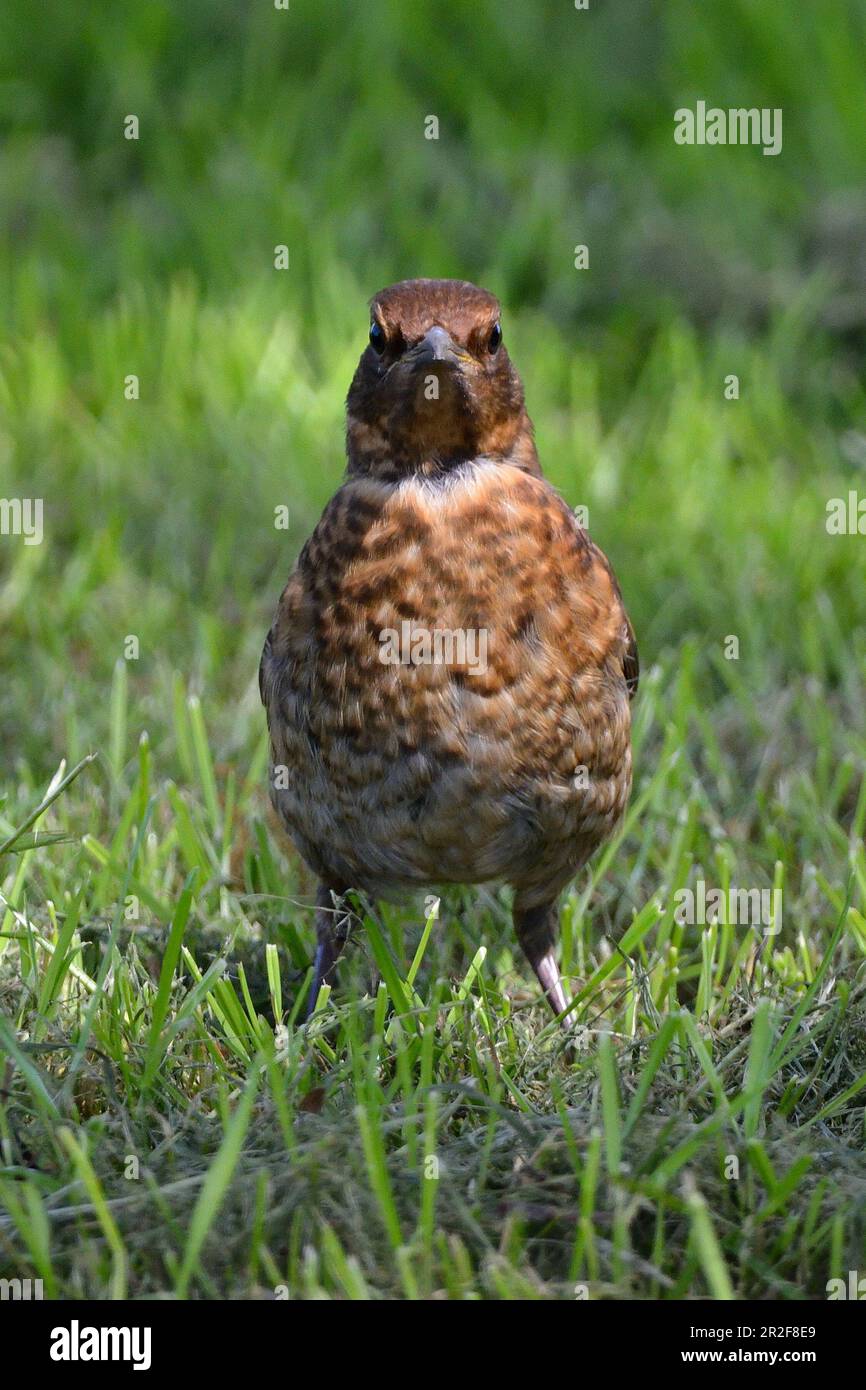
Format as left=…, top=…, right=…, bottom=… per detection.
left=1, top=0, right=866, bottom=1300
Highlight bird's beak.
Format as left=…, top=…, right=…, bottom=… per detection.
left=411, top=326, right=463, bottom=368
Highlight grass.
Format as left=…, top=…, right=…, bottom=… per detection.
left=2, top=0, right=866, bottom=1299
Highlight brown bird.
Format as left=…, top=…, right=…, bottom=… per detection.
left=260, top=278, right=637, bottom=1022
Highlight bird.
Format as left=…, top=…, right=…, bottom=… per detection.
left=259, top=278, right=638, bottom=1024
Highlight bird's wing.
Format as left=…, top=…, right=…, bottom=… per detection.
left=259, top=566, right=309, bottom=722
left=623, top=611, right=639, bottom=701
left=258, top=631, right=273, bottom=706
left=587, top=538, right=639, bottom=702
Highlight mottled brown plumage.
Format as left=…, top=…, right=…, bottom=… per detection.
left=260, top=278, right=638, bottom=1021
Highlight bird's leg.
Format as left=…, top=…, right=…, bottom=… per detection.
left=513, top=893, right=570, bottom=1020
left=307, top=882, right=351, bottom=1018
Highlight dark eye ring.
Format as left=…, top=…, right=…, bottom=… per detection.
left=369, top=321, right=386, bottom=354
left=488, top=321, right=502, bottom=353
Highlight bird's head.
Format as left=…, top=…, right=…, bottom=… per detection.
left=346, top=278, right=538, bottom=478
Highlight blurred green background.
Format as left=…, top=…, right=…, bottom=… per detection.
left=2, top=0, right=865, bottom=787
left=3, top=0, right=866, bottom=1302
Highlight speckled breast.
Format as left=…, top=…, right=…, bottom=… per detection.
left=261, top=460, right=633, bottom=900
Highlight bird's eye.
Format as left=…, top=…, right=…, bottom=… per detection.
left=488, top=321, right=502, bottom=354
left=369, top=321, right=386, bottom=354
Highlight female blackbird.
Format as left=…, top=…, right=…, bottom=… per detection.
left=260, top=279, right=638, bottom=1020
